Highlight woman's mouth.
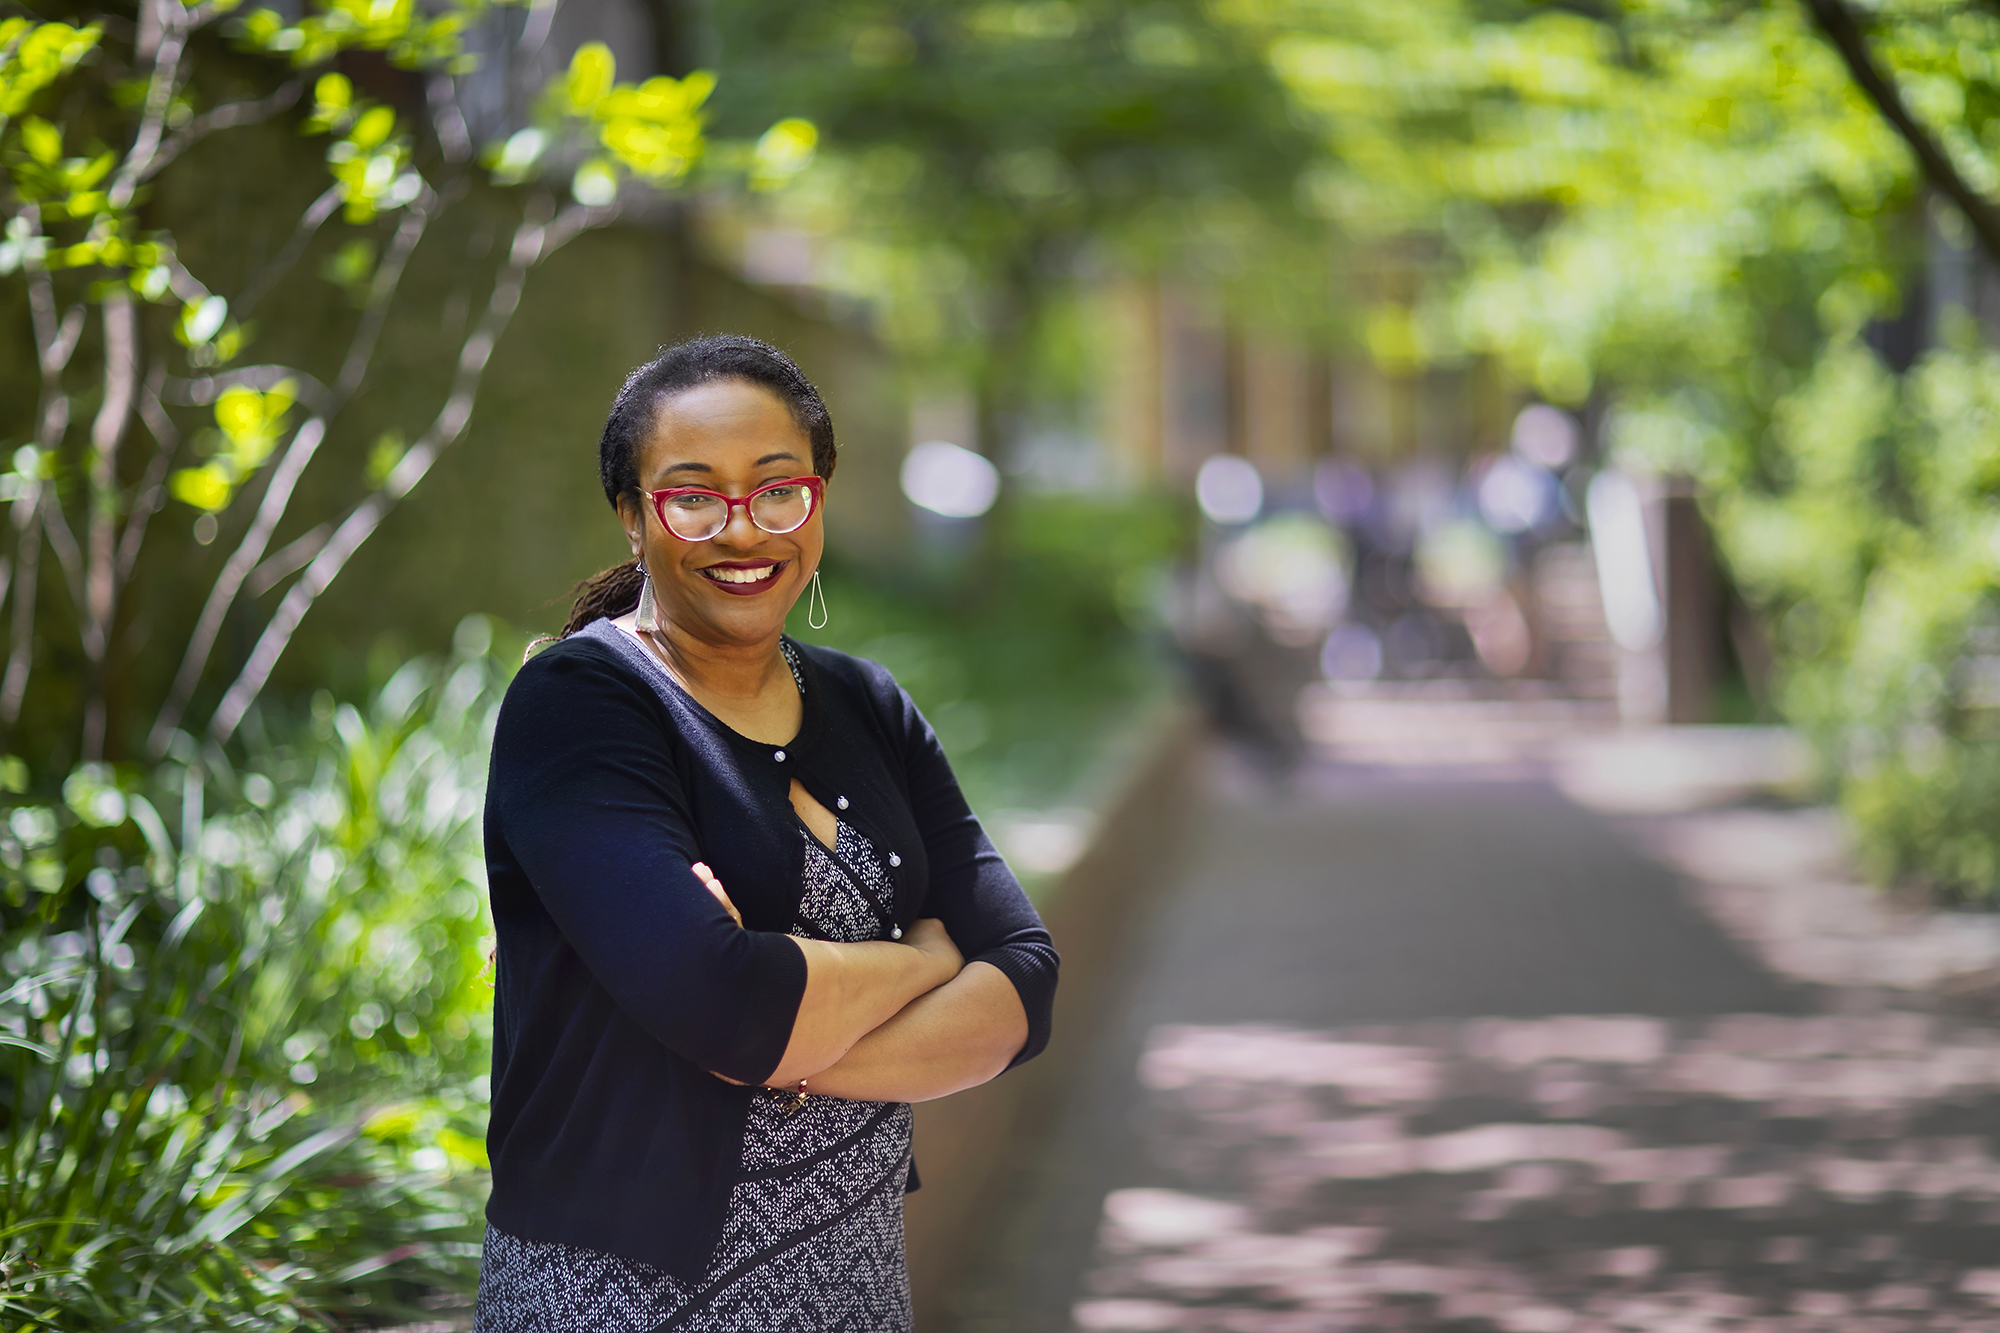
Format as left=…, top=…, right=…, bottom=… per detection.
left=699, top=560, right=785, bottom=595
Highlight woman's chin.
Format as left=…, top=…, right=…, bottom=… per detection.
left=674, top=583, right=800, bottom=641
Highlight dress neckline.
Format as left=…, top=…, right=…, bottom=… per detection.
left=581, top=619, right=820, bottom=758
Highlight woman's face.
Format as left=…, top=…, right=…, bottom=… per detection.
left=619, top=378, right=824, bottom=648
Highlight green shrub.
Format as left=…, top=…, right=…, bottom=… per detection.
left=1714, top=338, right=2000, bottom=902
left=0, top=620, right=507, bottom=1329
left=1846, top=741, right=2000, bottom=900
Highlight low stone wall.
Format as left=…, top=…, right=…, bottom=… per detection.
left=903, top=710, right=1205, bottom=1330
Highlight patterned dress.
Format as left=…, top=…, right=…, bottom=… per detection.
left=475, top=648, right=915, bottom=1332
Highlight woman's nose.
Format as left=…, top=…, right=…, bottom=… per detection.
left=716, top=502, right=768, bottom=545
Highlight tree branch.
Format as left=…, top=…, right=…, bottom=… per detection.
left=333, top=188, right=447, bottom=401
left=21, top=216, right=86, bottom=378
left=39, top=489, right=86, bottom=616
left=244, top=523, right=329, bottom=598
left=108, top=0, right=190, bottom=213
left=115, top=375, right=181, bottom=587
left=81, top=291, right=139, bottom=760
left=232, top=184, right=343, bottom=321
left=166, top=365, right=331, bottom=413
left=1801, top=0, right=2000, bottom=266
left=147, top=418, right=329, bottom=754
left=143, top=80, right=304, bottom=187
left=1, top=500, right=42, bottom=731
left=5, top=216, right=82, bottom=731
left=426, top=72, right=473, bottom=164
left=207, top=192, right=594, bottom=743
left=151, top=194, right=439, bottom=754
left=84, top=293, right=138, bottom=663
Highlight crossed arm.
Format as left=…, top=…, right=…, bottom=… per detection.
left=692, top=861, right=1030, bottom=1103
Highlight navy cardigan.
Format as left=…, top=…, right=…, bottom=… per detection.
left=481, top=619, right=1059, bottom=1279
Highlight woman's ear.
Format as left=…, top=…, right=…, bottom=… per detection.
left=617, top=494, right=644, bottom=554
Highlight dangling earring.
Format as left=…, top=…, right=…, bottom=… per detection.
left=636, top=563, right=658, bottom=633
left=807, top=568, right=828, bottom=631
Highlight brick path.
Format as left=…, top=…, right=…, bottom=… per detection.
left=944, top=750, right=2000, bottom=1332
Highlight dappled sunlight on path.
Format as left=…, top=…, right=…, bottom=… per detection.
left=947, top=743, right=2000, bottom=1333
left=1073, top=1016, right=2000, bottom=1331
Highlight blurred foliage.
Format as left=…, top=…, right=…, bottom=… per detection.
left=1215, top=0, right=2000, bottom=899
left=793, top=492, right=1188, bottom=823
left=1718, top=336, right=2000, bottom=898
left=0, top=0, right=797, bottom=768
left=1229, top=0, right=1913, bottom=407
left=703, top=0, right=1322, bottom=441
left=0, top=622, right=505, bottom=1327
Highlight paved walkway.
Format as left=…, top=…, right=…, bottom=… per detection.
left=944, top=749, right=2000, bottom=1332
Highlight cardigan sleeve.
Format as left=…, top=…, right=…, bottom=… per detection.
left=488, top=641, right=807, bottom=1084
left=886, top=676, right=1059, bottom=1069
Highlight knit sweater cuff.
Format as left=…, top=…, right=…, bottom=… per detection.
left=970, top=941, right=1058, bottom=1070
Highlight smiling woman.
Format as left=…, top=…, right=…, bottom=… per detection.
left=474, top=336, right=1058, bottom=1333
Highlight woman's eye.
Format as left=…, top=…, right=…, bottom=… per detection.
left=670, top=494, right=718, bottom=511
left=760, top=486, right=798, bottom=500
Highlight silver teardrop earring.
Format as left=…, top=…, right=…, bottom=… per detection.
left=807, top=568, right=828, bottom=631
left=635, top=563, right=658, bottom=633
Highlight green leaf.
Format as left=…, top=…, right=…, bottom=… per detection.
left=565, top=41, right=614, bottom=113
left=361, top=1103, right=420, bottom=1141
left=350, top=104, right=395, bottom=151
left=21, top=116, right=61, bottom=165
left=73, top=150, right=114, bottom=188
left=170, top=464, right=232, bottom=512
left=0, top=23, right=100, bottom=119
left=241, top=8, right=284, bottom=46
left=61, top=763, right=126, bottom=828
left=750, top=117, right=817, bottom=189
left=314, top=72, right=351, bottom=111
left=214, top=386, right=266, bottom=442
left=0, top=1032, right=56, bottom=1060
left=365, top=432, right=406, bottom=486
left=178, top=295, right=228, bottom=346
left=435, top=1125, right=488, bottom=1169
left=319, top=236, right=376, bottom=293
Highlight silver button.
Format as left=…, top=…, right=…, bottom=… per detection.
left=890, top=926, right=903, bottom=940
left=773, top=750, right=786, bottom=762
left=888, top=853, right=901, bottom=867
left=836, top=796, right=849, bottom=810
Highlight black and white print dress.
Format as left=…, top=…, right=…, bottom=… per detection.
left=475, top=651, right=915, bottom=1332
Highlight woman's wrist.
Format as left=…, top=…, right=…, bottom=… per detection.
left=899, top=918, right=964, bottom=989
left=909, top=940, right=959, bottom=990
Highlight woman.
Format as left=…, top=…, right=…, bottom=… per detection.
left=473, top=335, right=1057, bottom=1332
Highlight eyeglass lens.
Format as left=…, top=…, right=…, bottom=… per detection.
left=661, top=484, right=814, bottom=541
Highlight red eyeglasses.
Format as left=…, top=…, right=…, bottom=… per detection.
left=645, top=476, right=825, bottom=542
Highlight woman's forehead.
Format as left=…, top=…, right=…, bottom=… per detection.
left=639, top=380, right=808, bottom=479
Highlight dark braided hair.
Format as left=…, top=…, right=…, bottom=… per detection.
left=551, top=335, right=838, bottom=645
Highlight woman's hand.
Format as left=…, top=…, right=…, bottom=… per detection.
left=691, top=861, right=742, bottom=928
left=903, top=917, right=963, bottom=985
left=802, top=961, right=1029, bottom=1103
left=696, top=858, right=957, bottom=987
left=691, top=866, right=965, bottom=1090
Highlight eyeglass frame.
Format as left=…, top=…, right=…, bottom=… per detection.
left=642, top=475, right=827, bottom=542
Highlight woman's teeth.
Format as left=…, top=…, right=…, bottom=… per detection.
left=704, top=565, right=777, bottom=584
